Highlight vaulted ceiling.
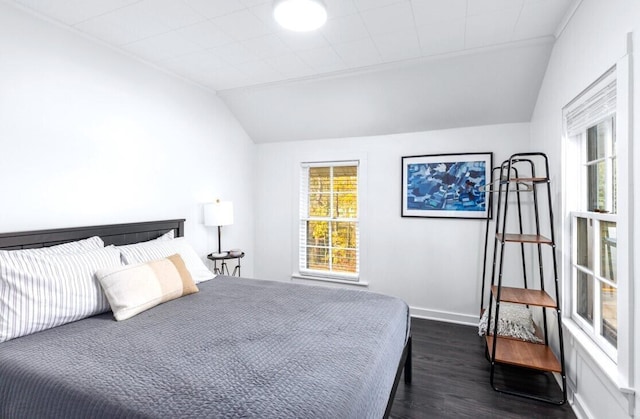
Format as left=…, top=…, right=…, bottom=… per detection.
left=9, top=0, right=578, bottom=142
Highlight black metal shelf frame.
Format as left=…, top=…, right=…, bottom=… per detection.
left=480, top=152, right=567, bottom=405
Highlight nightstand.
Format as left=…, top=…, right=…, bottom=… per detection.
left=207, top=252, right=245, bottom=277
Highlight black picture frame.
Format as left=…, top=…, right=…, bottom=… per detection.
left=401, top=152, right=493, bottom=219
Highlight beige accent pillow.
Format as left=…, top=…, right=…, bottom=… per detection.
left=96, top=254, right=198, bottom=321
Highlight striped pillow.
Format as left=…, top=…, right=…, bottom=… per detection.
left=118, top=237, right=214, bottom=283
left=10, top=235, right=104, bottom=254
left=96, top=254, right=199, bottom=321
left=0, top=246, right=121, bottom=342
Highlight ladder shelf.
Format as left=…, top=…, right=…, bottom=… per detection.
left=480, top=152, right=567, bottom=405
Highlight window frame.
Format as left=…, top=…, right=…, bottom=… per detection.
left=561, top=58, right=632, bottom=388
left=298, top=160, right=360, bottom=281
left=566, top=76, right=618, bottom=360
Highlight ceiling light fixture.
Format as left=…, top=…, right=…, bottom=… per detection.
left=273, top=0, right=327, bottom=32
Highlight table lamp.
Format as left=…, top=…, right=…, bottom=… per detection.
left=204, top=199, right=234, bottom=257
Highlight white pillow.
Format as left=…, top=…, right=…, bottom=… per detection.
left=9, top=235, right=104, bottom=254
left=478, top=302, right=542, bottom=343
left=96, top=254, right=199, bottom=321
left=158, top=230, right=175, bottom=240
left=0, top=246, right=121, bottom=342
left=118, top=237, right=214, bottom=284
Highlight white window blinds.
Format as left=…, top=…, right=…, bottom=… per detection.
left=564, top=67, right=616, bottom=136
left=299, top=161, right=360, bottom=279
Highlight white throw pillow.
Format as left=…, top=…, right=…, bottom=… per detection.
left=158, top=230, right=175, bottom=240
left=118, top=237, right=214, bottom=283
left=96, top=254, right=198, bottom=321
left=0, top=246, right=121, bottom=342
left=478, top=302, right=542, bottom=343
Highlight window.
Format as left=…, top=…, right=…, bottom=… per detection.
left=299, top=161, right=359, bottom=280
left=571, top=117, right=617, bottom=358
left=564, top=67, right=625, bottom=362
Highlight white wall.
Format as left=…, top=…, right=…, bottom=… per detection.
left=0, top=2, right=254, bottom=275
left=530, top=0, right=640, bottom=417
left=254, top=123, right=530, bottom=324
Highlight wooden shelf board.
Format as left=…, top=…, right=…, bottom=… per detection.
left=486, top=336, right=562, bottom=373
left=497, top=233, right=552, bottom=244
left=491, top=286, right=557, bottom=308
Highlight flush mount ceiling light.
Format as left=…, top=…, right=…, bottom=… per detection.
left=273, top=0, right=327, bottom=32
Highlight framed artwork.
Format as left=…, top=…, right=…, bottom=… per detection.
left=401, top=152, right=493, bottom=219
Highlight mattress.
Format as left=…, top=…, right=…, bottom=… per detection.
left=0, top=276, right=409, bottom=418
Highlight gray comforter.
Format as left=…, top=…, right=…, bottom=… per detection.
left=0, top=276, right=409, bottom=418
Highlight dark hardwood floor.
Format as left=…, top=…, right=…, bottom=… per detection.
left=390, top=318, right=576, bottom=419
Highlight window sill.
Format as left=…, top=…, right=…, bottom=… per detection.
left=291, top=273, right=369, bottom=287
left=563, top=318, right=632, bottom=393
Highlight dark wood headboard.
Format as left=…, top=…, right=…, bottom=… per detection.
left=0, top=219, right=185, bottom=250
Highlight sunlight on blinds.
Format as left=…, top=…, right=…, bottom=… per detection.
left=299, top=162, right=359, bottom=278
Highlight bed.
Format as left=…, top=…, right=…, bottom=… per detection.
left=0, top=219, right=411, bottom=418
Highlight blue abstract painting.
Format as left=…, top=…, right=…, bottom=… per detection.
left=402, top=153, right=492, bottom=219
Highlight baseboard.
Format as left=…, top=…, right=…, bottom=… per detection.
left=409, top=306, right=478, bottom=326
left=571, top=392, right=593, bottom=419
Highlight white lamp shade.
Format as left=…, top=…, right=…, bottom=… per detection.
left=273, top=0, right=327, bottom=32
left=204, top=201, right=234, bottom=226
